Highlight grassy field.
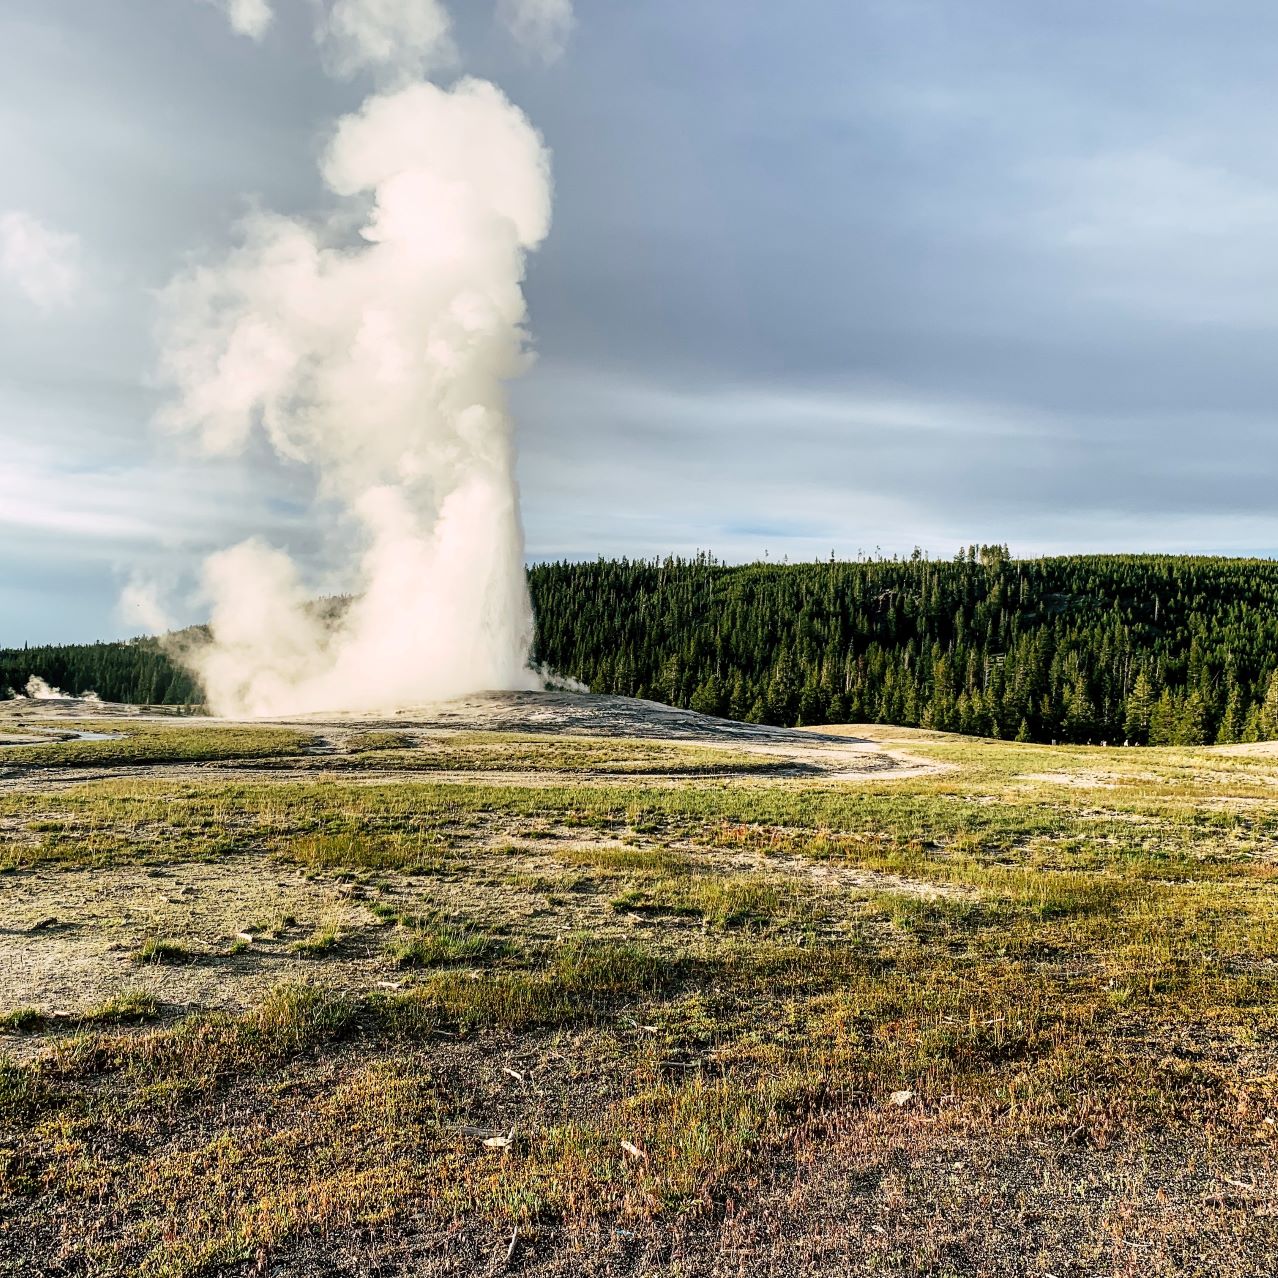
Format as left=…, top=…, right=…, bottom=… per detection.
left=0, top=718, right=1275, bottom=1275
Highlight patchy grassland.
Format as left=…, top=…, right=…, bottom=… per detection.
left=0, top=721, right=802, bottom=778
left=0, top=717, right=1275, bottom=1276
left=0, top=722, right=313, bottom=768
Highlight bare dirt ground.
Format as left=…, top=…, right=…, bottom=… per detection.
left=1216, top=739, right=1278, bottom=758
left=0, top=834, right=961, bottom=1049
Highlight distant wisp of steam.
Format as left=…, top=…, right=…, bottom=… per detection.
left=157, top=10, right=566, bottom=717
left=16, top=677, right=102, bottom=704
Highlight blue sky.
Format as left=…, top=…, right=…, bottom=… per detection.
left=3, top=0, right=1278, bottom=644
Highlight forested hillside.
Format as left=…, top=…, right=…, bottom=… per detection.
left=5, top=552, right=1278, bottom=744
left=528, top=551, right=1278, bottom=745
left=0, top=637, right=201, bottom=707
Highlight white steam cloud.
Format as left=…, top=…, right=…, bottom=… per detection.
left=119, top=578, right=175, bottom=636
left=20, top=676, right=102, bottom=704
left=207, top=1, right=574, bottom=66
left=219, top=0, right=274, bottom=41
left=209, top=1, right=453, bottom=71
left=157, top=77, right=552, bottom=717
left=318, top=0, right=457, bottom=78
left=0, top=211, right=80, bottom=310
left=498, top=0, right=574, bottom=62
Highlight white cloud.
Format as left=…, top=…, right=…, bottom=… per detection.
left=497, top=0, right=574, bottom=63
left=1054, top=152, right=1278, bottom=244
left=216, top=0, right=274, bottom=41
left=317, top=0, right=456, bottom=79
left=1031, top=149, right=1278, bottom=322
left=0, top=211, right=80, bottom=310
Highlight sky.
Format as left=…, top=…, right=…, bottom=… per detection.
left=3, top=0, right=1278, bottom=644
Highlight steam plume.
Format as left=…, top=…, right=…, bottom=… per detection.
left=20, top=677, right=102, bottom=704
left=0, top=211, right=80, bottom=310
left=158, top=77, right=552, bottom=717
left=209, top=1, right=459, bottom=71
left=498, top=0, right=575, bottom=62
left=319, top=0, right=456, bottom=78
left=214, top=0, right=274, bottom=41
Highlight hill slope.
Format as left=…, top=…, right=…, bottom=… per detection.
left=530, top=551, right=1278, bottom=744
left=5, top=552, right=1278, bottom=744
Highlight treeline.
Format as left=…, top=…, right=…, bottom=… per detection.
left=5, top=552, right=1278, bottom=744
left=528, top=551, right=1278, bottom=745
left=0, top=638, right=200, bottom=707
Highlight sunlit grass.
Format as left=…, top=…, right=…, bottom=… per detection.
left=0, top=720, right=1275, bottom=1273
left=134, top=937, right=194, bottom=965
left=385, top=919, right=501, bottom=968
left=0, top=722, right=312, bottom=768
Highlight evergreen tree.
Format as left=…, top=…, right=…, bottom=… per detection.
left=1175, top=690, right=1209, bottom=746
left=1148, top=691, right=1178, bottom=746
left=690, top=674, right=724, bottom=718
left=1261, top=671, right=1278, bottom=740
left=1242, top=705, right=1263, bottom=743
left=1062, top=677, right=1096, bottom=743
left=1124, top=670, right=1156, bottom=744
left=1216, top=685, right=1246, bottom=744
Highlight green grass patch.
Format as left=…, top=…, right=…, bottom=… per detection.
left=290, top=920, right=342, bottom=957
left=1, top=725, right=1276, bottom=1275
left=0, top=1008, right=45, bottom=1033
left=386, top=920, right=502, bottom=967
left=133, top=937, right=194, bottom=964
left=79, top=991, right=161, bottom=1025
left=0, top=723, right=313, bottom=769
left=282, top=832, right=449, bottom=874
left=382, top=939, right=690, bottom=1035
left=612, top=872, right=809, bottom=929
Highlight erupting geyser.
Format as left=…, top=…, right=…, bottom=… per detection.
left=156, top=76, right=552, bottom=717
